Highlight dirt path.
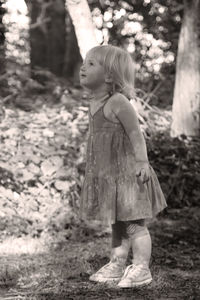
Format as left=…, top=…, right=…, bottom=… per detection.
left=0, top=207, right=200, bottom=300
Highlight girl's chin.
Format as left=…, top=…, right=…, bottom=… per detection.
left=80, top=81, right=91, bottom=89
left=80, top=78, right=87, bottom=85
left=80, top=83, right=89, bottom=89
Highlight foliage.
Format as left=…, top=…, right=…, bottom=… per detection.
left=89, top=0, right=183, bottom=106
left=3, top=0, right=29, bottom=66
left=0, top=0, right=7, bottom=96
left=147, top=133, right=200, bottom=208
left=3, top=0, right=183, bottom=106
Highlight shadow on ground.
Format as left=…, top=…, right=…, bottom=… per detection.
left=0, top=207, right=200, bottom=300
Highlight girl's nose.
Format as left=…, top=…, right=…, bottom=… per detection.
left=80, top=64, right=85, bottom=72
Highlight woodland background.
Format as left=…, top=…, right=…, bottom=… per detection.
left=0, top=0, right=199, bottom=299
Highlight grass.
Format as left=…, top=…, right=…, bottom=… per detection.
left=0, top=207, right=200, bottom=300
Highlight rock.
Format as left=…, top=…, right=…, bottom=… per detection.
left=42, top=128, right=55, bottom=138
left=41, top=159, right=60, bottom=176
left=54, top=180, right=70, bottom=192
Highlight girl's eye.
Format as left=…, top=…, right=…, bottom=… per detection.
left=89, top=62, right=94, bottom=66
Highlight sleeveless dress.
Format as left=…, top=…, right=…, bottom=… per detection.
left=80, top=102, right=167, bottom=225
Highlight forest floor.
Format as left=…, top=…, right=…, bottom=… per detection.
left=0, top=206, right=200, bottom=300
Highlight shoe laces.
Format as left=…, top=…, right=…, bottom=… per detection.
left=99, top=260, right=122, bottom=273
left=121, top=264, right=143, bottom=279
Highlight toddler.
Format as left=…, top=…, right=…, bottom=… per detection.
left=79, top=45, right=167, bottom=288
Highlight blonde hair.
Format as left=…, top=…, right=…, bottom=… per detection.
left=88, top=45, right=135, bottom=99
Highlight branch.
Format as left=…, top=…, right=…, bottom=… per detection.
left=29, top=1, right=53, bottom=33
left=30, top=17, right=51, bottom=32
left=1, top=92, right=18, bottom=104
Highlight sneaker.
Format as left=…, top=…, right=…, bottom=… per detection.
left=117, top=264, right=152, bottom=288
left=89, top=257, right=125, bottom=283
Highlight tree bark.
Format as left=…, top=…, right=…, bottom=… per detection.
left=63, top=14, right=82, bottom=84
left=26, top=0, right=66, bottom=76
left=66, top=0, right=98, bottom=59
left=171, top=0, right=200, bottom=137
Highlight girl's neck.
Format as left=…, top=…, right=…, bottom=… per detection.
left=91, top=87, right=110, bottom=102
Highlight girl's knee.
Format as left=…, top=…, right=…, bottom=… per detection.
left=125, top=220, right=149, bottom=239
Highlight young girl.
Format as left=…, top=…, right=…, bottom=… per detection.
left=79, top=45, right=167, bottom=288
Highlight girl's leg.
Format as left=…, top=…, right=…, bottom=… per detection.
left=126, top=221, right=151, bottom=266
left=118, top=220, right=152, bottom=288
left=89, top=221, right=130, bottom=282
left=111, top=221, right=130, bottom=262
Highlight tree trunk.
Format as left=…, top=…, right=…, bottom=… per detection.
left=171, top=0, right=200, bottom=137
left=63, top=14, right=82, bottom=85
left=0, top=0, right=7, bottom=96
left=66, top=0, right=98, bottom=59
left=26, top=0, right=66, bottom=76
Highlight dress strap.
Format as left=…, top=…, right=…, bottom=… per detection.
left=89, top=94, right=110, bottom=118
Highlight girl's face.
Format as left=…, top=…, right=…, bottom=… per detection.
left=79, top=51, right=106, bottom=91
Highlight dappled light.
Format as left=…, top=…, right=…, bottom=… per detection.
left=3, top=0, right=29, bottom=65
left=0, top=0, right=199, bottom=298
left=0, top=236, right=47, bottom=255
left=3, top=0, right=175, bottom=78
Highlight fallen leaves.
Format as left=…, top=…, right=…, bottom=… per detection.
left=0, top=95, right=88, bottom=238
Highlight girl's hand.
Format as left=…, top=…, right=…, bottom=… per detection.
left=135, top=161, right=150, bottom=184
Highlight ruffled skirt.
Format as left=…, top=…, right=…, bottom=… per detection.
left=80, top=130, right=167, bottom=225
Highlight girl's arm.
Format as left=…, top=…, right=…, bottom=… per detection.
left=111, top=93, right=149, bottom=182
left=111, top=93, right=148, bottom=161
